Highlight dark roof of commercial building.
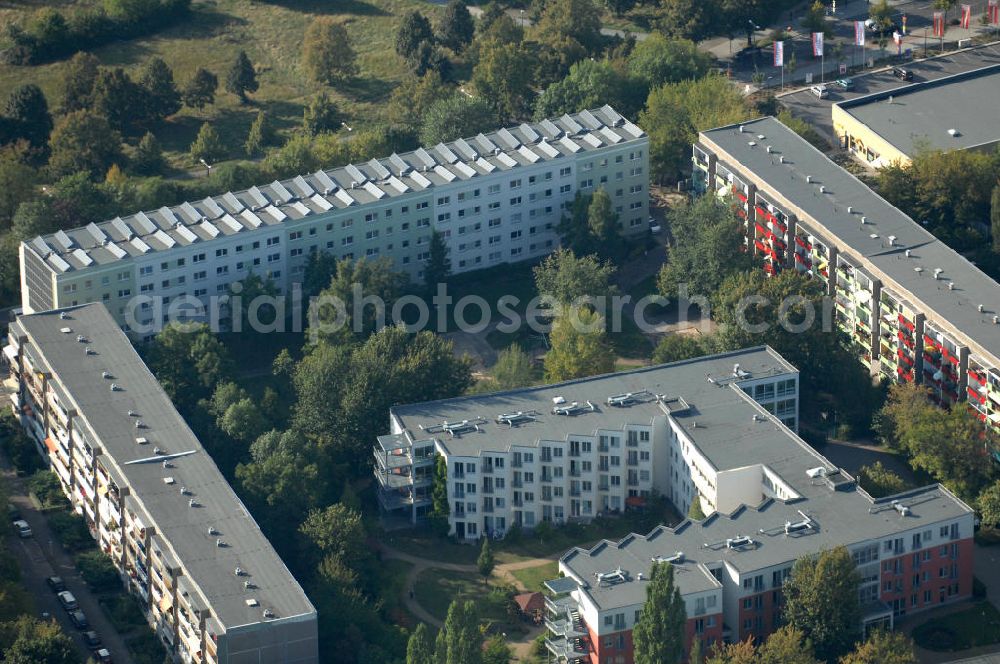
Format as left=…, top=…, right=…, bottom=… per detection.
left=13, top=304, right=315, bottom=629
left=835, top=64, right=1000, bottom=156
left=700, top=116, right=1000, bottom=365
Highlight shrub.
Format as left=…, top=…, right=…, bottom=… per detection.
left=28, top=470, right=66, bottom=509
left=101, top=593, right=148, bottom=632
left=76, top=550, right=120, bottom=593
left=0, top=419, right=43, bottom=474
left=48, top=511, right=93, bottom=552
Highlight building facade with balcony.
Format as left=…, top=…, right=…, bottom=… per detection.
left=693, top=116, right=1000, bottom=439
left=4, top=303, right=317, bottom=664
left=20, top=107, right=648, bottom=339
left=374, top=346, right=800, bottom=537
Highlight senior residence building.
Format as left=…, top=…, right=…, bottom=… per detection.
left=4, top=303, right=318, bottom=664
left=374, top=347, right=974, bottom=662
left=20, top=107, right=648, bottom=338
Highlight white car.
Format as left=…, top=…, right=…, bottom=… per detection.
left=648, top=217, right=662, bottom=234
left=12, top=519, right=31, bottom=538
left=811, top=85, right=829, bottom=99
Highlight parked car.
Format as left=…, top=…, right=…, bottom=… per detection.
left=810, top=85, right=829, bottom=98
left=892, top=67, right=913, bottom=81
left=46, top=576, right=65, bottom=593
left=866, top=19, right=900, bottom=35
left=57, top=590, right=78, bottom=611
left=648, top=217, right=662, bottom=234
left=82, top=630, right=102, bottom=647
left=94, top=648, right=113, bottom=663
left=69, top=610, right=88, bottom=630
left=12, top=519, right=32, bottom=538
left=834, top=77, right=854, bottom=90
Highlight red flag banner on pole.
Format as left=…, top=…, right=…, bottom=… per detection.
left=812, top=32, right=824, bottom=56
left=961, top=4, right=971, bottom=29
left=854, top=20, right=866, bottom=46
left=773, top=40, right=784, bottom=67
left=990, top=0, right=999, bottom=25
left=933, top=11, right=945, bottom=37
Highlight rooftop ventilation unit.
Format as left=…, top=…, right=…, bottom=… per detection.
left=819, top=185, right=826, bottom=194
left=806, top=175, right=812, bottom=184
left=594, top=567, right=627, bottom=585
left=263, top=609, right=274, bottom=619
left=102, top=371, right=112, bottom=379
left=752, top=414, right=765, bottom=422
left=888, top=235, right=896, bottom=246
left=892, top=500, right=911, bottom=517
left=496, top=412, right=537, bottom=427
left=216, top=539, right=226, bottom=547
left=110, top=383, right=120, bottom=392
left=153, top=446, right=161, bottom=455
left=234, top=567, right=244, bottom=577
left=60, top=312, right=69, bottom=320
left=779, top=155, right=785, bottom=164
left=188, top=498, right=198, bottom=508
left=766, top=145, right=772, bottom=153
left=978, top=304, right=985, bottom=313
left=806, top=466, right=828, bottom=478
left=552, top=396, right=566, bottom=405
left=162, top=460, right=172, bottom=469
left=934, top=267, right=944, bottom=280
left=135, top=437, right=148, bottom=445
left=76, top=335, right=87, bottom=343
left=179, top=486, right=189, bottom=495
left=128, top=410, right=138, bottom=417
left=244, top=580, right=255, bottom=590
left=651, top=552, right=685, bottom=565
left=860, top=216, right=868, bottom=224
left=905, top=249, right=912, bottom=257
left=948, top=282, right=955, bottom=290
left=85, top=347, right=95, bottom=355
left=726, top=535, right=754, bottom=550
left=783, top=510, right=814, bottom=535
left=732, top=363, right=751, bottom=379
left=60, top=327, right=72, bottom=334
left=947, top=128, right=960, bottom=137
left=607, top=391, right=651, bottom=407
left=208, top=526, right=218, bottom=536
left=552, top=401, right=596, bottom=416
left=739, top=125, right=745, bottom=133
left=915, top=266, right=923, bottom=273
left=994, top=315, right=999, bottom=325
left=163, top=477, right=175, bottom=485
left=245, top=599, right=259, bottom=607
left=135, top=420, right=146, bottom=429
left=847, top=206, right=853, bottom=214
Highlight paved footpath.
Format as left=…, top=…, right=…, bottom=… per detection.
left=379, top=542, right=556, bottom=659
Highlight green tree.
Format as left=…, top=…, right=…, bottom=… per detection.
left=633, top=561, right=686, bottom=664
left=477, top=537, right=495, bottom=582
left=653, top=334, right=709, bottom=364
left=782, top=546, right=861, bottom=662
left=758, top=626, right=821, bottom=664
left=138, top=56, right=181, bottom=122
left=182, top=67, right=218, bottom=110
left=555, top=189, right=623, bottom=258
left=801, top=1, right=831, bottom=37
left=406, top=623, right=435, bottom=664
left=0, top=151, right=36, bottom=229
left=131, top=131, right=165, bottom=175
left=857, top=461, right=908, bottom=498
left=471, top=39, right=534, bottom=122
left=437, top=600, right=482, bottom=664
left=493, top=343, right=534, bottom=389
left=47, top=110, right=122, bottom=179
left=977, top=479, right=1000, bottom=529
left=3, top=84, right=53, bottom=155
left=90, top=67, right=145, bottom=134
left=628, top=34, right=716, bottom=89
left=424, top=229, right=451, bottom=294
left=640, top=75, right=752, bottom=181
left=226, top=50, right=259, bottom=103
left=245, top=110, right=276, bottom=157
left=309, top=256, right=407, bottom=342
left=482, top=634, right=512, bottom=664
left=58, top=51, right=100, bottom=114
left=429, top=455, right=450, bottom=534
left=396, top=11, right=435, bottom=61
left=657, top=194, right=751, bottom=299
left=655, top=0, right=711, bottom=42
left=878, top=382, right=994, bottom=501
left=991, top=182, right=1000, bottom=254
left=534, top=59, right=643, bottom=122
left=144, top=322, right=232, bottom=411
left=302, top=93, right=342, bottom=136
left=419, top=94, right=497, bottom=145
left=303, top=17, right=359, bottom=84
left=437, top=0, right=475, bottom=53
left=387, top=71, right=450, bottom=130
left=408, top=39, right=452, bottom=78
left=189, top=122, right=225, bottom=164
left=0, top=616, right=78, bottom=664
left=839, top=629, right=916, bottom=664
left=532, top=0, right=603, bottom=53
left=869, top=0, right=893, bottom=31
left=545, top=307, right=615, bottom=381
left=75, top=550, right=120, bottom=592
left=299, top=503, right=369, bottom=574
left=533, top=248, right=616, bottom=307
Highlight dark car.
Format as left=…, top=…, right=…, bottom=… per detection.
left=736, top=45, right=762, bottom=60
left=94, top=648, right=113, bottom=664
left=83, top=630, right=101, bottom=647
left=46, top=576, right=65, bottom=593
left=69, top=610, right=88, bottom=630
left=892, top=67, right=913, bottom=81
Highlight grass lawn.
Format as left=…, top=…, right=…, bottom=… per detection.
left=413, top=567, right=527, bottom=635
left=912, top=601, right=1000, bottom=651
left=0, top=0, right=442, bottom=168
left=510, top=561, right=558, bottom=592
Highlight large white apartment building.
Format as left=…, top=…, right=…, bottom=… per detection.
left=20, top=107, right=649, bottom=337
left=5, top=303, right=318, bottom=664
left=374, top=347, right=800, bottom=536
left=693, top=117, right=1000, bottom=439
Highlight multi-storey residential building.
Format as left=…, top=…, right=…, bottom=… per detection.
left=374, top=346, right=800, bottom=535
left=693, top=116, right=1000, bottom=438
left=375, top=345, right=974, bottom=662
left=20, top=107, right=649, bottom=337
left=4, top=303, right=318, bottom=664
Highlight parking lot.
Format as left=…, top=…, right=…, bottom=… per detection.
left=779, top=41, right=1000, bottom=144
left=3, top=459, right=134, bottom=664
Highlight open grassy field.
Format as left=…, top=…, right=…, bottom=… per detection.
left=0, top=0, right=441, bottom=166
left=510, top=561, right=558, bottom=592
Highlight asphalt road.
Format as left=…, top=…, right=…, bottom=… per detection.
left=778, top=41, right=1000, bottom=144
left=2, top=458, right=135, bottom=664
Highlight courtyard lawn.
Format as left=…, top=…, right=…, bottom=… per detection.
left=413, top=568, right=526, bottom=636
left=912, top=601, right=1000, bottom=651
left=510, top=561, right=559, bottom=593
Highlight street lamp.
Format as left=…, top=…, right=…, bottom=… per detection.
left=747, top=20, right=760, bottom=47
left=520, top=9, right=525, bottom=28
left=199, top=158, right=212, bottom=178
left=341, top=121, right=353, bottom=132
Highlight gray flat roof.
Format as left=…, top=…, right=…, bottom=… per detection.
left=835, top=64, right=1000, bottom=155
left=392, top=346, right=798, bottom=472
left=701, top=116, right=1000, bottom=366
left=13, top=304, right=315, bottom=629
left=25, top=106, right=644, bottom=273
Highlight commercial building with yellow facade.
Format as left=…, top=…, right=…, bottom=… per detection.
left=833, top=63, right=1000, bottom=168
